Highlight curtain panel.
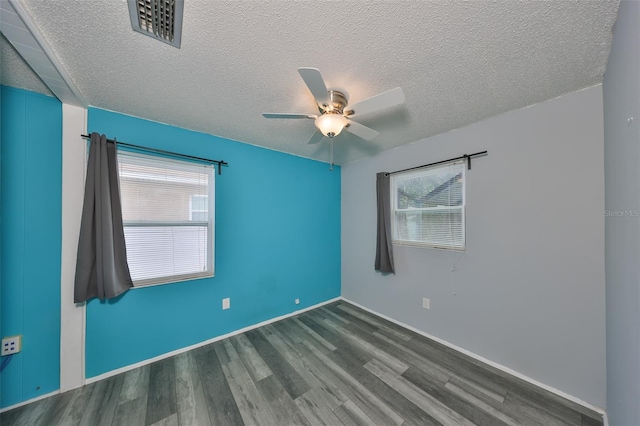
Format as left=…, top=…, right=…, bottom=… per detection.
left=375, top=172, right=395, bottom=273
left=74, top=133, right=133, bottom=302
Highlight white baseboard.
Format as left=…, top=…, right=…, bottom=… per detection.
left=340, top=297, right=608, bottom=424
left=0, top=391, right=59, bottom=413
left=86, top=297, right=341, bottom=384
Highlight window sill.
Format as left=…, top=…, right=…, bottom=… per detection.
left=132, top=272, right=215, bottom=289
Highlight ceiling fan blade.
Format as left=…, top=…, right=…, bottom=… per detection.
left=262, top=113, right=316, bottom=119
left=307, top=130, right=325, bottom=145
left=344, top=120, right=379, bottom=141
left=346, top=87, right=405, bottom=117
left=298, top=67, right=330, bottom=107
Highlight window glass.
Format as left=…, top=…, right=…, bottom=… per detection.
left=118, top=151, right=215, bottom=286
left=391, top=161, right=465, bottom=250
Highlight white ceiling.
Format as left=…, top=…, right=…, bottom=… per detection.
left=0, top=33, right=51, bottom=96
left=2, top=0, right=619, bottom=165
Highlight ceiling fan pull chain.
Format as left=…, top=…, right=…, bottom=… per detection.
left=330, top=139, right=334, bottom=171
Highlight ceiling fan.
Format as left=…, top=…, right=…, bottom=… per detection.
left=263, top=68, right=405, bottom=146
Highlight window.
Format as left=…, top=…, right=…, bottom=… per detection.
left=118, top=151, right=215, bottom=286
left=391, top=160, right=465, bottom=250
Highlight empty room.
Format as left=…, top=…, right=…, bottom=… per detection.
left=1, top=0, right=638, bottom=425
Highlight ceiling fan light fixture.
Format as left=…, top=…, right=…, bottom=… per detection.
left=315, top=113, right=348, bottom=138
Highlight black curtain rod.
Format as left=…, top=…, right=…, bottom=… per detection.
left=80, top=134, right=229, bottom=175
left=385, top=150, right=488, bottom=176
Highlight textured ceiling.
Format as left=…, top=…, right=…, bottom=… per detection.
left=1, top=33, right=52, bottom=96
left=5, top=0, right=619, bottom=164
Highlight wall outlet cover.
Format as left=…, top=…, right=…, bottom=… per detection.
left=2, top=335, right=22, bottom=356
left=222, top=298, right=230, bottom=310
left=422, top=298, right=431, bottom=310
left=295, top=298, right=300, bottom=305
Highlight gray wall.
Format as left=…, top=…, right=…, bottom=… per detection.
left=603, top=1, right=640, bottom=424
left=342, top=86, right=606, bottom=407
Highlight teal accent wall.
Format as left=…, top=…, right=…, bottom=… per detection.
left=86, top=108, right=341, bottom=377
left=1, top=86, right=62, bottom=408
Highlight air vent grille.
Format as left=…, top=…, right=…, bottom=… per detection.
left=127, top=0, right=183, bottom=48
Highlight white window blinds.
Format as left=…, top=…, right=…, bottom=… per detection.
left=391, top=160, right=465, bottom=250
left=118, top=151, right=215, bottom=286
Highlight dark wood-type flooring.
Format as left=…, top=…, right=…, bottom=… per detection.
left=1, top=301, right=603, bottom=425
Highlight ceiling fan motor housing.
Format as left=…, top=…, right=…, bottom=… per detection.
left=323, top=90, right=348, bottom=113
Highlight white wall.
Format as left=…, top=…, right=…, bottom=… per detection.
left=603, top=1, right=640, bottom=424
left=342, top=85, right=606, bottom=407
left=60, top=103, right=86, bottom=392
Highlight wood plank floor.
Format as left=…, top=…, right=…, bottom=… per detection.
left=1, top=301, right=603, bottom=426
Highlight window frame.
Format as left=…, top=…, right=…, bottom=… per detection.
left=117, top=150, right=215, bottom=287
left=390, top=160, right=466, bottom=251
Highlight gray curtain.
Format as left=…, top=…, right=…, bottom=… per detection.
left=74, top=133, right=133, bottom=302
left=375, top=172, right=395, bottom=273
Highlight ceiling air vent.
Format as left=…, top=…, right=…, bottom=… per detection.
left=127, top=0, right=184, bottom=48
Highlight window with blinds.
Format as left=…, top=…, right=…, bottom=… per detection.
left=391, top=160, right=465, bottom=250
left=118, top=151, right=215, bottom=286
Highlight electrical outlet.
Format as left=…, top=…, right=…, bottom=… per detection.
left=222, top=298, right=230, bottom=310
left=2, top=335, right=22, bottom=356
left=422, top=298, right=430, bottom=310
left=295, top=298, right=300, bottom=305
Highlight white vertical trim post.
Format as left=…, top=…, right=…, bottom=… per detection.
left=60, top=103, right=87, bottom=392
